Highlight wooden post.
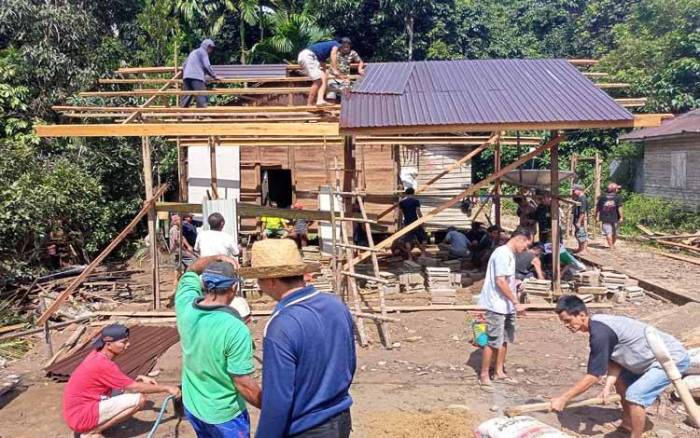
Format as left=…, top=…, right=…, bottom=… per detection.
left=592, top=152, right=602, bottom=239
left=39, top=295, right=53, bottom=358
left=550, top=133, right=561, bottom=293
left=209, top=136, right=219, bottom=199
left=494, top=136, right=502, bottom=227
left=177, top=137, right=187, bottom=202
left=342, top=136, right=355, bottom=215
left=142, top=137, right=161, bottom=309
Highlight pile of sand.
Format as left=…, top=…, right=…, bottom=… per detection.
left=360, top=410, right=479, bottom=438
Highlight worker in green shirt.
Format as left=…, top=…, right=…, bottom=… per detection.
left=175, top=254, right=261, bottom=437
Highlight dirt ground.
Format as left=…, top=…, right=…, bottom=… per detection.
left=1, top=231, right=699, bottom=437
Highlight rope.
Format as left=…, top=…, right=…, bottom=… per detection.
left=147, top=394, right=176, bottom=438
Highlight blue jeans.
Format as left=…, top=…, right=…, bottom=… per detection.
left=184, top=407, right=250, bottom=438
left=620, top=355, right=690, bottom=407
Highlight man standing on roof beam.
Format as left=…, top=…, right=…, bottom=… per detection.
left=297, top=38, right=356, bottom=106
left=180, top=39, right=221, bottom=108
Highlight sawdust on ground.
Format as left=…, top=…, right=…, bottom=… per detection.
left=359, top=410, right=479, bottom=438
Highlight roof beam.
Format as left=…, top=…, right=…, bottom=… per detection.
left=98, top=76, right=357, bottom=85
left=568, top=59, right=599, bottom=66
left=78, top=87, right=310, bottom=97
left=52, top=105, right=339, bottom=114
left=595, top=82, right=630, bottom=89
left=35, top=122, right=340, bottom=138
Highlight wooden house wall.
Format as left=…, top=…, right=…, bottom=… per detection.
left=401, top=145, right=474, bottom=230
left=239, top=143, right=396, bottom=230
left=643, top=134, right=700, bottom=208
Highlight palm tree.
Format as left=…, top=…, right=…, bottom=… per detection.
left=251, top=12, right=331, bottom=63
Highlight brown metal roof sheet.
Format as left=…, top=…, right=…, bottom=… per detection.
left=212, top=64, right=287, bottom=79
left=46, top=325, right=179, bottom=382
left=341, top=59, right=634, bottom=130
left=620, top=109, right=700, bottom=141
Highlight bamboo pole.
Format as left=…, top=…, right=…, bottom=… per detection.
left=551, top=133, right=561, bottom=293
left=494, top=135, right=502, bottom=228
left=209, top=136, right=219, bottom=199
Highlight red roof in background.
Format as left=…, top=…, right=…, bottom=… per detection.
left=340, top=59, right=634, bottom=130
left=620, top=109, right=700, bottom=141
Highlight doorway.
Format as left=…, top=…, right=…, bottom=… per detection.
left=261, top=168, right=293, bottom=208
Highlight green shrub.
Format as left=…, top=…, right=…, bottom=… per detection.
left=620, top=192, right=700, bottom=235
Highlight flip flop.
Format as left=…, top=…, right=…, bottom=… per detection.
left=479, top=379, right=494, bottom=392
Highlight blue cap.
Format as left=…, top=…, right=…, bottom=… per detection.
left=93, top=324, right=129, bottom=349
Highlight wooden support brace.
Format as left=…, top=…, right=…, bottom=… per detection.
left=351, top=135, right=565, bottom=266
left=122, top=71, right=182, bottom=124
left=36, top=184, right=169, bottom=325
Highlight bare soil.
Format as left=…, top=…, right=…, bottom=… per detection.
left=1, top=238, right=699, bottom=437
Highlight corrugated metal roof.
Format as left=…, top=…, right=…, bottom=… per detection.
left=620, top=109, right=700, bottom=141
left=341, top=59, right=634, bottom=130
left=212, top=64, right=287, bottom=79
left=46, top=325, right=179, bottom=382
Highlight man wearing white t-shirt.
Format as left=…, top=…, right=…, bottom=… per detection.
left=478, top=227, right=532, bottom=388
left=195, top=213, right=239, bottom=258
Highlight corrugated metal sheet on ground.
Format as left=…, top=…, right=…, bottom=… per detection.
left=501, top=170, right=574, bottom=188
left=341, top=59, right=634, bottom=129
left=211, top=64, right=287, bottom=79
left=46, top=325, right=179, bottom=382
left=620, top=109, right=700, bottom=141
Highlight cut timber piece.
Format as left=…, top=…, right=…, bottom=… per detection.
left=35, top=122, right=340, bottom=138
left=36, top=185, right=168, bottom=325
left=341, top=271, right=389, bottom=284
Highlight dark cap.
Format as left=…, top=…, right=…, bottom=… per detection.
left=340, top=37, right=352, bottom=45
left=202, top=261, right=239, bottom=292
left=93, top=324, right=129, bottom=349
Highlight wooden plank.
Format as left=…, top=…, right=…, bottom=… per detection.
left=123, top=71, right=182, bottom=124
left=99, top=76, right=335, bottom=84
left=36, top=184, right=169, bottom=325
left=79, top=87, right=311, bottom=97
left=53, top=105, right=340, bottom=114
left=0, top=316, right=92, bottom=342
left=595, top=83, right=630, bottom=89
left=568, top=59, right=599, bottom=66
left=35, top=122, right=340, bottom=138
left=382, top=303, right=613, bottom=312
left=350, top=135, right=565, bottom=266
left=155, top=201, right=337, bottom=221
left=551, top=137, right=561, bottom=292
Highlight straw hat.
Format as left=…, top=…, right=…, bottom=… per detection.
left=238, top=239, right=320, bottom=278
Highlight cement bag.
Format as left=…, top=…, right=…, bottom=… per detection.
left=475, top=416, right=573, bottom=438
left=399, top=167, right=418, bottom=190
left=683, top=375, right=700, bottom=398
left=687, top=348, right=700, bottom=375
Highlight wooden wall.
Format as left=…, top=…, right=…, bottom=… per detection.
left=239, top=143, right=397, bottom=230
left=643, top=134, right=700, bottom=208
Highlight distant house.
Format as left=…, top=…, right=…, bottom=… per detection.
left=620, top=109, right=700, bottom=208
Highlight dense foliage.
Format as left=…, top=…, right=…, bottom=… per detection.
left=0, top=0, right=698, bottom=285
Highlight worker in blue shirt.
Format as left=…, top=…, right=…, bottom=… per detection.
left=180, top=39, right=221, bottom=108
left=240, top=239, right=355, bottom=438
left=297, top=39, right=345, bottom=106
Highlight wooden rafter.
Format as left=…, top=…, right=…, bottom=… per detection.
left=98, top=75, right=358, bottom=85
left=79, top=87, right=310, bottom=97
left=52, top=105, right=340, bottom=114
left=123, top=71, right=182, bottom=124
left=35, top=122, right=340, bottom=138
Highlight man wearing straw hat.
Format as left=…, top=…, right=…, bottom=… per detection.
left=175, top=254, right=261, bottom=437
left=241, top=239, right=355, bottom=438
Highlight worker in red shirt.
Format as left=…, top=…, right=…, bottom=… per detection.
left=62, top=324, right=180, bottom=437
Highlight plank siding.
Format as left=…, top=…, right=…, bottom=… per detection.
left=643, top=135, right=700, bottom=208
left=401, top=145, right=474, bottom=230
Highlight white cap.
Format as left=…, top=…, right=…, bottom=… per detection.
left=230, top=296, right=251, bottom=319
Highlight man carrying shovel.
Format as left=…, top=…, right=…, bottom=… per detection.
left=550, top=296, right=690, bottom=438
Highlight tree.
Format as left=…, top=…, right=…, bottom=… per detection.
left=252, top=12, right=331, bottom=63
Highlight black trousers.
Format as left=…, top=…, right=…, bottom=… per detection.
left=291, top=410, right=351, bottom=438
left=179, top=78, right=208, bottom=108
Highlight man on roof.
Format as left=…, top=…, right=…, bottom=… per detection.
left=327, top=37, right=365, bottom=99
left=180, top=39, right=221, bottom=108
left=297, top=37, right=359, bottom=106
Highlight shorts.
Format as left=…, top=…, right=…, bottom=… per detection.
left=298, top=49, right=323, bottom=81
left=265, top=228, right=288, bottom=239
left=620, top=355, right=689, bottom=407
left=484, top=311, right=516, bottom=348
left=575, top=225, right=588, bottom=242
left=98, top=392, right=142, bottom=425
left=405, top=225, right=429, bottom=244
left=601, top=222, right=618, bottom=236
left=185, top=407, right=250, bottom=438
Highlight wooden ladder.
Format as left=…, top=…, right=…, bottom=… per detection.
left=330, top=159, right=392, bottom=349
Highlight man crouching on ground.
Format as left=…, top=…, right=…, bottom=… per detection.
left=551, top=296, right=690, bottom=438
left=62, top=324, right=180, bottom=437
left=241, top=239, right=355, bottom=438
left=478, top=227, right=531, bottom=388
left=175, top=254, right=261, bottom=437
